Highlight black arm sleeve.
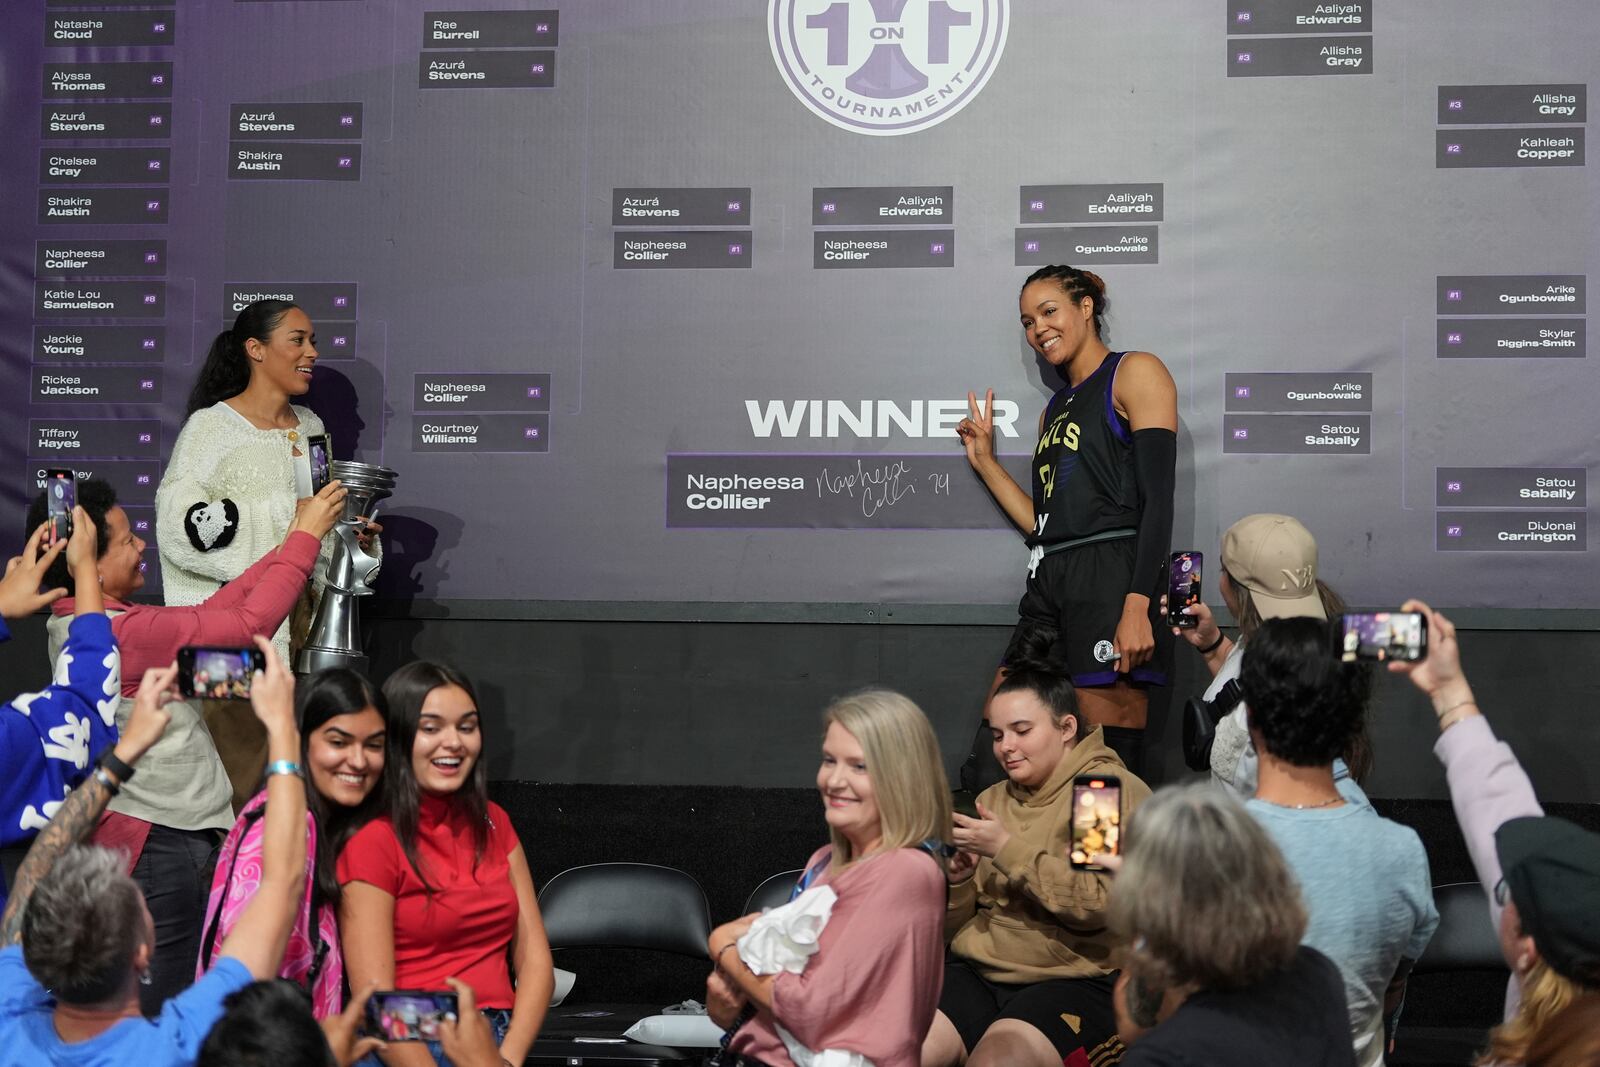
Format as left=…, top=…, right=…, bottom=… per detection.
left=1130, top=427, right=1177, bottom=598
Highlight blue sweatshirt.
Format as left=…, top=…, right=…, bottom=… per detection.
left=0, top=613, right=121, bottom=909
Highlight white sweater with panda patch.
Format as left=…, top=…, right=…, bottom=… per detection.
left=155, top=401, right=332, bottom=658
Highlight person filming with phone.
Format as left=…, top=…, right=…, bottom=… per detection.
left=0, top=637, right=309, bottom=1067
left=194, top=667, right=388, bottom=1020
left=924, top=657, right=1151, bottom=1067
left=24, top=475, right=345, bottom=1013
left=0, top=511, right=117, bottom=907
left=1162, top=513, right=1370, bottom=798
left=1388, top=599, right=1600, bottom=1067
left=1240, top=617, right=1438, bottom=1067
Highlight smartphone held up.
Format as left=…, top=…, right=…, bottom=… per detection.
left=176, top=646, right=266, bottom=701
left=1070, top=775, right=1122, bottom=871
left=366, top=990, right=459, bottom=1042
left=1337, top=611, right=1428, bottom=663
left=43, top=469, right=76, bottom=547
left=306, top=433, right=333, bottom=494
left=1167, top=550, right=1202, bottom=628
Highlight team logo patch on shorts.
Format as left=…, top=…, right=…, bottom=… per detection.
left=1092, top=639, right=1118, bottom=664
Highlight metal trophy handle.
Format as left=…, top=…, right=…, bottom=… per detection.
left=295, top=461, right=398, bottom=676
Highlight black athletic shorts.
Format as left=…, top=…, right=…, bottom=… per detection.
left=939, top=959, right=1124, bottom=1066
left=1005, top=534, right=1172, bottom=688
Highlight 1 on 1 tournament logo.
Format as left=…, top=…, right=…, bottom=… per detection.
left=769, top=0, right=1009, bottom=136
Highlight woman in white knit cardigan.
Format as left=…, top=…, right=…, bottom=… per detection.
left=156, top=300, right=381, bottom=817
left=156, top=299, right=337, bottom=660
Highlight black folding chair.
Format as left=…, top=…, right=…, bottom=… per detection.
left=743, top=868, right=805, bottom=914
left=525, top=863, right=713, bottom=1066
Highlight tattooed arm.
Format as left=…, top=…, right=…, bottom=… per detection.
left=0, top=765, right=116, bottom=945
left=0, top=663, right=177, bottom=945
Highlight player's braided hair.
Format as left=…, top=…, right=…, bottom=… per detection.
left=1022, top=264, right=1109, bottom=339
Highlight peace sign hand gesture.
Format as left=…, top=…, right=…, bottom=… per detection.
left=956, top=389, right=996, bottom=470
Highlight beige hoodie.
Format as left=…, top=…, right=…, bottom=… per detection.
left=947, top=726, right=1151, bottom=983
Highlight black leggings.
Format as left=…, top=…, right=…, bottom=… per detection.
left=131, top=824, right=221, bottom=1015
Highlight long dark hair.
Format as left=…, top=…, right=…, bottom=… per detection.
left=295, top=669, right=387, bottom=910
left=380, top=661, right=491, bottom=890
left=187, top=299, right=300, bottom=414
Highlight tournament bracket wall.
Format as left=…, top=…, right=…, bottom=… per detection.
left=1, top=0, right=1594, bottom=613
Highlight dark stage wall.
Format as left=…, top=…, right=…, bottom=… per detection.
left=2, top=610, right=1595, bottom=803
left=354, top=611, right=1600, bottom=804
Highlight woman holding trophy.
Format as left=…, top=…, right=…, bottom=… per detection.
left=159, top=300, right=360, bottom=783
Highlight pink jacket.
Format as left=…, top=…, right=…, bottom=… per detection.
left=52, top=530, right=321, bottom=696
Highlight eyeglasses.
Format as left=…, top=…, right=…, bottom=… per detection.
left=1493, top=877, right=1511, bottom=907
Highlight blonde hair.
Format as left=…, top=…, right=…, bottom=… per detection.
left=1481, top=960, right=1592, bottom=1066
left=1110, top=781, right=1306, bottom=991
left=822, top=689, right=951, bottom=868
left=1526, top=993, right=1600, bottom=1067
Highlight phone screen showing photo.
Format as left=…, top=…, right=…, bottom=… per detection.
left=45, top=470, right=75, bottom=545
left=1338, top=611, right=1428, bottom=663
left=1167, top=551, right=1202, bottom=628
left=180, top=647, right=261, bottom=701
left=1070, top=776, right=1122, bottom=870
left=366, top=992, right=458, bottom=1042
left=308, top=435, right=332, bottom=493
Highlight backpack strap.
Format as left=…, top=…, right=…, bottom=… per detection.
left=200, top=804, right=266, bottom=972
left=1182, top=679, right=1246, bottom=772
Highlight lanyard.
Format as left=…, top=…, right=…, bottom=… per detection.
left=790, top=851, right=832, bottom=900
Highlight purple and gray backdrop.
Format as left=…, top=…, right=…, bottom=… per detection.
left=2, top=0, right=1594, bottom=612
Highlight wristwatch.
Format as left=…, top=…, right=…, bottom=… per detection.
left=97, top=748, right=136, bottom=786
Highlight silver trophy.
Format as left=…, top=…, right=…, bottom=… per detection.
left=295, top=460, right=397, bottom=675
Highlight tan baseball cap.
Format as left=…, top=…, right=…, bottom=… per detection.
left=1220, top=514, right=1325, bottom=621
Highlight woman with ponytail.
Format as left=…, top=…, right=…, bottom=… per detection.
left=957, top=265, right=1178, bottom=776
left=157, top=301, right=329, bottom=649
left=157, top=300, right=368, bottom=820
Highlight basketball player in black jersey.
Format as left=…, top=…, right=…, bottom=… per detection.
left=957, top=265, right=1178, bottom=774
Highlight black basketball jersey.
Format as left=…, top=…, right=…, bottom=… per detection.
left=1029, top=351, right=1141, bottom=546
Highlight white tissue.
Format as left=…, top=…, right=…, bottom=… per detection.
left=623, top=1014, right=723, bottom=1047
left=777, top=1026, right=874, bottom=1067
left=735, top=885, right=875, bottom=1067
left=736, top=885, right=837, bottom=975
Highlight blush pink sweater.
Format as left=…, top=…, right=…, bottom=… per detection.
left=731, top=845, right=946, bottom=1067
